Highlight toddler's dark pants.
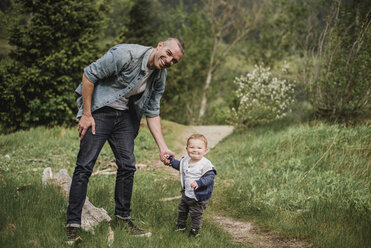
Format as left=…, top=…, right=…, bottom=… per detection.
left=177, top=191, right=208, bottom=230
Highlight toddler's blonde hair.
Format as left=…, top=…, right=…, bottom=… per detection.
left=187, top=134, right=208, bottom=148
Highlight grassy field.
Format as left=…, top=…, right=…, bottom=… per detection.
left=209, top=121, right=371, bottom=248
left=0, top=122, right=242, bottom=248
left=0, top=120, right=370, bottom=247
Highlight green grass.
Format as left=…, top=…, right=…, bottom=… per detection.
left=0, top=123, right=243, bottom=248
left=1, top=120, right=370, bottom=247
left=209, top=122, right=371, bottom=248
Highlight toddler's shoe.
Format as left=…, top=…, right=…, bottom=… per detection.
left=175, top=224, right=186, bottom=232
left=188, top=228, right=200, bottom=237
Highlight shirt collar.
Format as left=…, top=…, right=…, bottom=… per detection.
left=141, top=48, right=154, bottom=72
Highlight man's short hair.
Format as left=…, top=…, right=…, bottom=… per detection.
left=164, top=37, right=185, bottom=55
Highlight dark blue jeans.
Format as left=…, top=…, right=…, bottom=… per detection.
left=67, top=107, right=140, bottom=227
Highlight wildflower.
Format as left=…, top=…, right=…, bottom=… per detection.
left=232, top=64, right=295, bottom=129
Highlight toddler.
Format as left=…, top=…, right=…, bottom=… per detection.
left=168, top=134, right=217, bottom=237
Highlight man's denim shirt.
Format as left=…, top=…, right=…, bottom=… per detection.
left=75, top=44, right=167, bottom=120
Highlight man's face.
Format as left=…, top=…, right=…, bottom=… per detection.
left=153, top=40, right=183, bottom=70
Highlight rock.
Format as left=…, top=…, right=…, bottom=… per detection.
left=42, top=167, right=111, bottom=231
left=136, top=163, right=147, bottom=169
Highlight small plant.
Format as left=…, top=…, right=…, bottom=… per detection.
left=231, top=64, right=295, bottom=130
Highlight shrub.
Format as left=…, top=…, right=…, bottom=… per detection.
left=303, top=1, right=370, bottom=121
left=231, top=64, right=295, bottom=130
left=0, top=0, right=107, bottom=132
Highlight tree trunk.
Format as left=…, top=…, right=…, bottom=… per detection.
left=198, top=68, right=213, bottom=123
left=198, top=35, right=218, bottom=123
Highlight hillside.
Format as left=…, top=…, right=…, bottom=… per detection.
left=0, top=121, right=370, bottom=247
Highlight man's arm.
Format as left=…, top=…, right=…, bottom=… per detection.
left=146, top=116, right=174, bottom=164
left=78, top=73, right=96, bottom=140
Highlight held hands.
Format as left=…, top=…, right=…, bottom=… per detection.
left=191, top=181, right=199, bottom=190
left=78, top=114, right=95, bottom=140
left=160, top=149, right=175, bottom=165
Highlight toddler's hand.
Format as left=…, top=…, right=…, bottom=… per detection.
left=160, top=150, right=174, bottom=165
left=191, top=181, right=199, bottom=190
left=162, top=154, right=171, bottom=166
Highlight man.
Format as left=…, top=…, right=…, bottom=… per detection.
left=66, top=38, right=184, bottom=242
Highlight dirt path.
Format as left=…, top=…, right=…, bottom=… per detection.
left=154, top=125, right=312, bottom=248
left=152, top=125, right=234, bottom=176
left=178, top=125, right=234, bottom=149
left=212, top=215, right=312, bottom=248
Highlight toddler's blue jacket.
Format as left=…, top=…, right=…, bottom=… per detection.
left=169, top=156, right=216, bottom=201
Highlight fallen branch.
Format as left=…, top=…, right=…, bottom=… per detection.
left=91, top=163, right=148, bottom=176
left=92, top=168, right=116, bottom=176
left=25, top=158, right=51, bottom=164
left=107, top=226, right=114, bottom=247
left=159, top=196, right=181, bottom=202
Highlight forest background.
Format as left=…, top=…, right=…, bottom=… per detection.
left=0, top=1, right=370, bottom=247
left=0, top=0, right=369, bottom=131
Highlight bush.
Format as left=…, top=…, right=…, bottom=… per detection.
left=231, top=64, right=295, bottom=130
left=0, top=0, right=107, bottom=132
left=303, top=1, right=370, bottom=121
left=203, top=99, right=232, bottom=125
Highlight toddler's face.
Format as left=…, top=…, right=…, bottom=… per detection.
left=186, top=139, right=208, bottom=162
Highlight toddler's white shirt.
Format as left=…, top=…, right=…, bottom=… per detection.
left=182, top=157, right=205, bottom=199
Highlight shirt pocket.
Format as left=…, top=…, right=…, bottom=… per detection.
left=118, top=61, right=141, bottom=87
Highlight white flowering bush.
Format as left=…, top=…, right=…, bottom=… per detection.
left=231, top=64, right=295, bottom=129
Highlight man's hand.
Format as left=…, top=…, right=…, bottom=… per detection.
left=191, top=181, right=199, bottom=190
left=160, top=149, right=175, bottom=165
left=78, top=114, right=95, bottom=140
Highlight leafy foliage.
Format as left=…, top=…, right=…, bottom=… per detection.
left=197, top=0, right=262, bottom=123
left=159, top=3, right=212, bottom=124
left=231, top=64, right=295, bottom=130
left=0, top=0, right=369, bottom=131
left=0, top=0, right=107, bottom=132
left=120, top=0, right=161, bottom=46
left=303, top=0, right=371, bottom=121
left=246, top=0, right=328, bottom=64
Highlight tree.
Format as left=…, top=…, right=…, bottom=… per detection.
left=158, top=2, right=212, bottom=124
left=116, top=0, right=161, bottom=46
left=0, top=0, right=15, bottom=58
left=0, top=0, right=106, bottom=131
left=303, top=0, right=370, bottom=120
left=245, top=0, right=328, bottom=64
left=197, top=0, right=263, bottom=123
